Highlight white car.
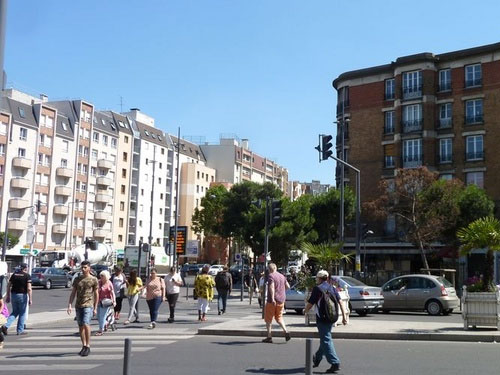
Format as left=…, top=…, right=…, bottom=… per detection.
left=331, top=275, right=384, bottom=316
left=208, top=265, right=224, bottom=276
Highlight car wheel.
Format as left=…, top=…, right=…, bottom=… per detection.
left=382, top=309, right=390, bottom=314
left=442, top=308, right=453, bottom=316
left=426, top=299, right=443, bottom=316
left=355, top=309, right=368, bottom=317
left=66, top=279, right=72, bottom=288
left=45, top=280, right=52, bottom=290
left=295, top=309, right=304, bottom=315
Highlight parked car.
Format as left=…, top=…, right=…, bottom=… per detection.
left=380, top=274, right=459, bottom=316
left=285, top=285, right=306, bottom=314
left=31, top=267, right=72, bottom=289
left=331, top=275, right=384, bottom=316
left=208, top=265, right=224, bottom=276
left=229, top=264, right=249, bottom=283
left=181, top=263, right=201, bottom=276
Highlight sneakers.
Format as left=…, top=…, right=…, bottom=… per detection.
left=312, top=354, right=321, bottom=368
left=326, top=363, right=340, bottom=373
left=17, top=331, right=28, bottom=336
left=81, top=346, right=90, bottom=357
left=147, top=322, right=156, bottom=329
left=285, top=332, right=291, bottom=342
left=124, top=320, right=130, bottom=325
left=167, top=318, right=174, bottom=323
left=261, top=337, right=273, bottom=343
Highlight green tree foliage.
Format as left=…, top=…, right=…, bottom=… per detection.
left=192, top=185, right=228, bottom=236
left=457, top=217, right=500, bottom=291
left=0, top=232, right=20, bottom=249
left=301, top=242, right=353, bottom=275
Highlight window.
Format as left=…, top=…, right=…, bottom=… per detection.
left=465, top=99, right=483, bottom=124
left=62, top=140, right=69, bottom=152
left=466, top=135, right=483, bottom=160
left=60, top=158, right=67, bottom=167
left=402, top=71, right=422, bottom=99
left=0, top=121, right=7, bottom=135
left=18, top=107, right=25, bottom=118
left=123, top=152, right=128, bottom=162
left=439, top=138, right=452, bottom=163
left=403, top=139, right=422, bottom=167
left=102, top=135, right=108, bottom=146
left=118, top=235, right=123, bottom=242
left=119, top=218, right=124, bottom=228
left=402, top=104, right=422, bottom=132
left=122, top=169, right=126, bottom=178
left=19, top=127, right=27, bottom=140
left=197, top=171, right=200, bottom=179
left=93, top=132, right=99, bottom=143
left=121, top=185, right=126, bottom=194
left=439, top=103, right=452, bottom=128
left=91, top=149, right=98, bottom=160
left=0, top=144, right=5, bottom=155
left=466, top=172, right=484, bottom=188
left=18, top=148, right=26, bottom=157
left=0, top=164, right=3, bottom=176
left=111, top=138, right=117, bottom=148
left=439, top=69, right=451, bottom=91
left=384, top=111, right=395, bottom=134
left=465, top=64, right=481, bottom=87
left=120, top=202, right=125, bottom=211
left=385, top=78, right=395, bottom=100
left=384, top=144, right=395, bottom=168
left=124, top=136, right=129, bottom=143
left=440, top=174, right=453, bottom=180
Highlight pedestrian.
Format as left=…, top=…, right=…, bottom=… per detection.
left=95, top=270, right=116, bottom=336
left=258, top=271, right=265, bottom=308
left=67, top=260, right=98, bottom=357
left=304, top=270, right=347, bottom=374
left=262, top=263, right=291, bottom=343
left=0, top=267, right=8, bottom=349
left=215, top=266, right=232, bottom=314
left=145, top=268, right=165, bottom=329
left=111, top=266, right=126, bottom=320
left=3, top=263, right=32, bottom=336
left=194, top=264, right=215, bottom=322
left=124, top=269, right=143, bottom=325
left=244, top=268, right=257, bottom=305
left=164, top=266, right=183, bottom=323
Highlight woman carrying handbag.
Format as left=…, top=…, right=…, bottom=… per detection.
left=96, top=270, right=116, bottom=336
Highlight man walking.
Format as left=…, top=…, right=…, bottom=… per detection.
left=3, top=263, right=32, bottom=336
left=304, top=270, right=347, bottom=373
left=67, top=261, right=98, bottom=357
left=244, top=268, right=257, bottom=305
left=215, top=266, right=232, bottom=314
left=262, top=263, right=290, bottom=343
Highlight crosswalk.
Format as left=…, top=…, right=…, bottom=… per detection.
left=0, top=325, right=195, bottom=372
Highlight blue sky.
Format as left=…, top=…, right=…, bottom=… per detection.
left=5, top=0, right=500, bottom=183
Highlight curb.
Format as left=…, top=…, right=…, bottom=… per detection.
left=197, top=328, right=500, bottom=343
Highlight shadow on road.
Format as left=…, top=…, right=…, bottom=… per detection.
left=246, top=367, right=305, bottom=374
left=213, top=340, right=260, bottom=346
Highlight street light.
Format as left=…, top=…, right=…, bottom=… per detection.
left=334, top=118, right=350, bottom=244
left=64, top=200, right=78, bottom=251
left=363, top=229, right=374, bottom=283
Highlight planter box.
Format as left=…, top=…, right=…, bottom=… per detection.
left=305, top=291, right=350, bottom=327
left=462, top=286, right=500, bottom=330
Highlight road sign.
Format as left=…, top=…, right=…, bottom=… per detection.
left=186, top=240, right=198, bottom=257
left=20, top=249, right=31, bottom=255
left=169, top=226, right=187, bottom=255
left=235, top=253, right=242, bottom=261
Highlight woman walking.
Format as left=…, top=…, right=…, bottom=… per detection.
left=111, top=267, right=126, bottom=320
left=145, top=268, right=165, bottom=329
left=164, top=267, right=183, bottom=323
left=194, top=265, right=215, bottom=322
left=96, top=270, right=115, bottom=336
left=124, top=270, right=143, bottom=325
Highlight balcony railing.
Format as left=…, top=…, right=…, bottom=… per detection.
left=466, top=151, right=484, bottom=161
left=402, top=85, right=422, bottom=100
left=465, top=114, right=483, bottom=124
left=439, top=154, right=452, bottom=163
left=402, top=119, right=423, bottom=133
left=438, top=82, right=452, bottom=92
left=385, top=92, right=395, bottom=100
left=403, top=154, right=422, bottom=168
left=384, top=156, right=395, bottom=168
left=465, top=78, right=482, bottom=88
left=384, top=124, right=395, bottom=134
left=438, top=118, right=452, bottom=129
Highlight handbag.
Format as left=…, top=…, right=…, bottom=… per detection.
left=101, top=298, right=113, bottom=307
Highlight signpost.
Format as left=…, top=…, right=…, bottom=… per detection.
left=186, top=240, right=199, bottom=258
left=169, top=226, right=187, bottom=255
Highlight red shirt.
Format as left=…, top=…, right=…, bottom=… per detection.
left=267, top=272, right=287, bottom=304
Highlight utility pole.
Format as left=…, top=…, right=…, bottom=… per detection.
left=261, top=197, right=270, bottom=319
left=147, top=145, right=156, bottom=279
left=173, top=127, right=181, bottom=268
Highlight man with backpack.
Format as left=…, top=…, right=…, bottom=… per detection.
left=215, top=266, right=232, bottom=315
left=304, top=270, right=347, bottom=374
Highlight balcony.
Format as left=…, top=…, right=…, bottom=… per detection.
left=95, top=193, right=112, bottom=203
left=96, top=176, right=112, bottom=186
left=12, top=157, right=32, bottom=169
left=402, top=85, right=422, bottom=100
left=11, top=177, right=30, bottom=189
left=8, top=219, right=27, bottom=231
left=9, top=198, right=30, bottom=209
left=97, top=159, right=113, bottom=170
left=466, top=151, right=484, bottom=161
left=56, top=167, right=73, bottom=178
left=465, top=78, right=482, bottom=88
left=52, top=224, right=67, bottom=234
left=403, top=154, right=423, bottom=168
left=93, top=228, right=109, bottom=238
left=94, top=211, right=111, bottom=221
left=402, top=119, right=423, bottom=133
left=438, top=118, right=452, bottom=129
left=55, top=185, right=72, bottom=196
left=53, top=204, right=69, bottom=215
left=465, top=115, right=483, bottom=125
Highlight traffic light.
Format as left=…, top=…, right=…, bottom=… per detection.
left=321, top=134, right=333, bottom=160
left=270, top=199, right=282, bottom=227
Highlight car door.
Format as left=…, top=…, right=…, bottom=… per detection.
left=405, top=277, right=428, bottom=310
left=55, top=268, right=66, bottom=286
left=382, top=277, right=408, bottom=309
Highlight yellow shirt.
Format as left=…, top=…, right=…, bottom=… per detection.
left=127, top=277, right=143, bottom=296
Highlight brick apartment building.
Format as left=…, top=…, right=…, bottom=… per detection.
left=333, top=42, right=500, bottom=285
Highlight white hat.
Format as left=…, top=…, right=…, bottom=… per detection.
left=316, top=270, right=329, bottom=279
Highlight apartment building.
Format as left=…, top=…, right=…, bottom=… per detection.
left=200, top=137, right=289, bottom=194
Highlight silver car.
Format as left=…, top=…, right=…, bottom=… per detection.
left=285, top=285, right=306, bottom=314
left=331, top=276, right=384, bottom=316
left=381, top=274, right=459, bottom=316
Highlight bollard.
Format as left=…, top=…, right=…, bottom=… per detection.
left=305, top=338, right=312, bottom=375
left=123, top=338, right=132, bottom=375
left=186, top=282, right=189, bottom=300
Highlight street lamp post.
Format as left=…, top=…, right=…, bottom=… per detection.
left=64, top=200, right=78, bottom=251
left=363, top=229, right=374, bottom=283
left=173, top=127, right=181, bottom=268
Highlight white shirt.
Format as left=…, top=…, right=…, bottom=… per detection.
left=164, top=273, right=183, bottom=294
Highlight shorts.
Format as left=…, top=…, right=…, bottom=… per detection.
left=264, top=302, right=284, bottom=324
left=76, top=307, right=93, bottom=326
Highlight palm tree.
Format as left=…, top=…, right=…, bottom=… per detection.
left=301, top=242, right=353, bottom=275
left=457, top=216, right=500, bottom=292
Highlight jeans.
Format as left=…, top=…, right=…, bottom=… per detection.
left=5, top=293, right=28, bottom=334
left=97, top=304, right=110, bottom=331
left=315, top=320, right=340, bottom=365
left=76, top=307, right=93, bottom=326
left=146, top=296, right=162, bottom=323
left=127, top=294, right=139, bottom=322
left=167, top=293, right=179, bottom=319
left=217, top=290, right=228, bottom=312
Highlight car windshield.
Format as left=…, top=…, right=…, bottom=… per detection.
left=436, top=277, right=453, bottom=288
left=341, top=276, right=367, bottom=287
left=32, top=268, right=46, bottom=273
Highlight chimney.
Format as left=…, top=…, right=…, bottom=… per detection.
left=40, top=93, right=48, bottom=102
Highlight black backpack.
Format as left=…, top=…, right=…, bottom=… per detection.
left=215, top=272, right=230, bottom=290
left=318, top=287, right=339, bottom=324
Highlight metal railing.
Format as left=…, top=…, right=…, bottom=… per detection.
left=403, top=154, right=423, bottom=168
left=438, top=118, right=452, bottom=128
left=384, top=156, right=395, bottom=168
left=439, top=153, right=452, bottom=163
left=465, top=78, right=482, bottom=87
left=402, top=119, right=423, bottom=133
left=402, top=85, right=423, bottom=100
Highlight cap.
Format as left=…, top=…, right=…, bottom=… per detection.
left=316, top=270, right=329, bottom=279
left=20, top=263, right=28, bottom=269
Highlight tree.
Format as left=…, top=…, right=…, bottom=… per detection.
left=457, top=217, right=500, bottom=292
left=301, top=242, right=353, bottom=275
left=191, top=185, right=228, bottom=236
left=0, top=232, right=19, bottom=249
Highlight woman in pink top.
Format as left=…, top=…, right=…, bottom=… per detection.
left=96, top=270, right=115, bottom=336
left=145, top=268, right=165, bottom=329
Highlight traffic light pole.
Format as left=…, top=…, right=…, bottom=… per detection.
left=261, top=197, right=270, bottom=319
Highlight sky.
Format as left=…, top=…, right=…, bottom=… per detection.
left=4, top=0, right=500, bottom=184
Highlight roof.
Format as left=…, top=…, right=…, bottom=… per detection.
left=93, top=111, right=119, bottom=137
left=170, top=135, right=206, bottom=162
left=5, top=98, right=38, bottom=128
left=55, top=113, right=75, bottom=139
left=135, top=121, right=170, bottom=149
left=108, top=111, right=133, bottom=135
